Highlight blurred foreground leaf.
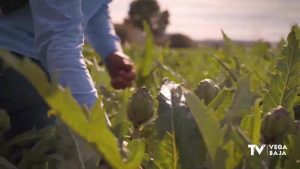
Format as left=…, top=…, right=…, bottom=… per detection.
left=0, top=52, right=145, bottom=169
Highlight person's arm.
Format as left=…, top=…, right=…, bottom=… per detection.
left=85, top=4, right=136, bottom=89
left=29, top=0, right=98, bottom=107
left=84, top=3, right=122, bottom=60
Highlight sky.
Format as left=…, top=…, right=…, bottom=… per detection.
left=109, top=0, right=300, bottom=42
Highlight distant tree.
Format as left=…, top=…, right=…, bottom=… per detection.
left=115, top=0, right=195, bottom=48
left=128, top=0, right=169, bottom=36
left=154, top=10, right=169, bottom=35
left=168, top=33, right=196, bottom=48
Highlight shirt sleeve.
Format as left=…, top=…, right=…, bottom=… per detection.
left=84, top=3, right=122, bottom=60
left=29, top=0, right=98, bottom=107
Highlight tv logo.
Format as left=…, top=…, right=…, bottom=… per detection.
left=248, top=145, right=266, bottom=155
left=248, top=144, right=287, bottom=156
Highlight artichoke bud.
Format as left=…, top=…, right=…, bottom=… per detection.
left=194, top=79, right=219, bottom=105
left=0, top=109, right=10, bottom=133
left=261, top=106, right=292, bottom=143
left=127, top=87, right=154, bottom=126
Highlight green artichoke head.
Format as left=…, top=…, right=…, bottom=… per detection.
left=261, top=106, right=292, bottom=143
left=127, top=87, right=154, bottom=126
left=194, top=79, right=219, bottom=105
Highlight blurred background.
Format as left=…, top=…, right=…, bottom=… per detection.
left=109, top=0, right=300, bottom=47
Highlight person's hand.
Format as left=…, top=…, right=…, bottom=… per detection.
left=105, top=52, right=136, bottom=89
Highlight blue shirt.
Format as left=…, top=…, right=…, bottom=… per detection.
left=0, top=0, right=123, bottom=107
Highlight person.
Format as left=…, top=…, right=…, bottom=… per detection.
left=0, top=0, right=136, bottom=139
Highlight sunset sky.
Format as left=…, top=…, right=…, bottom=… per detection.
left=109, top=0, right=300, bottom=42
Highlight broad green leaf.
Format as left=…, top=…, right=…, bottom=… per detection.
left=156, top=79, right=207, bottom=169
left=250, top=100, right=262, bottom=144
left=141, top=21, right=154, bottom=77
left=263, top=25, right=300, bottom=114
left=183, top=87, right=222, bottom=162
left=153, top=132, right=179, bottom=169
left=228, top=74, right=255, bottom=119
left=185, top=90, right=242, bottom=169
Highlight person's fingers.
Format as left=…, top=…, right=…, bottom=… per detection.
left=118, top=70, right=136, bottom=81
left=106, top=52, right=136, bottom=89
left=117, top=58, right=135, bottom=71
left=111, top=77, right=132, bottom=89
left=111, top=81, right=132, bottom=89
left=111, top=80, right=124, bottom=89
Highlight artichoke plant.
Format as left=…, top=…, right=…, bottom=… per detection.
left=261, top=106, right=293, bottom=143
left=194, top=79, right=219, bottom=105
left=127, top=87, right=154, bottom=127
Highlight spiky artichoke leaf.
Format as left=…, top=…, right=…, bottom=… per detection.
left=263, top=25, right=300, bottom=114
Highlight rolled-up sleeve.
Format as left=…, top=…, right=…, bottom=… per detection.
left=84, top=3, right=122, bottom=60
left=29, top=0, right=98, bottom=107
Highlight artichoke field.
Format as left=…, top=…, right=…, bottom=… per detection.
left=0, top=25, right=300, bottom=169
